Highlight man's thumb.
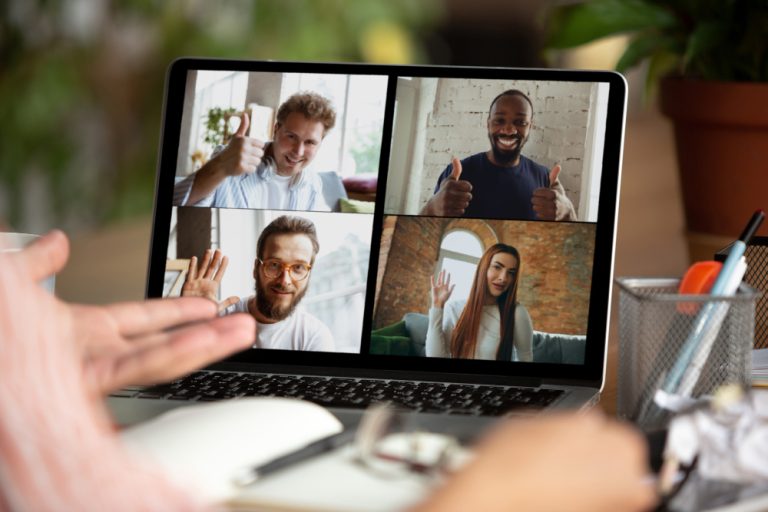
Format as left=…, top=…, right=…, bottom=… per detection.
left=450, top=157, right=462, bottom=180
left=235, top=112, right=250, bottom=137
left=549, top=164, right=561, bottom=187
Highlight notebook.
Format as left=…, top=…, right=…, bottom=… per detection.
left=108, top=58, right=627, bottom=440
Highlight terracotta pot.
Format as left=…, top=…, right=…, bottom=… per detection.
left=660, top=78, right=768, bottom=260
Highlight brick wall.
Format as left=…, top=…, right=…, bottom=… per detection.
left=374, top=216, right=450, bottom=328
left=374, top=216, right=595, bottom=335
left=417, top=79, right=594, bottom=216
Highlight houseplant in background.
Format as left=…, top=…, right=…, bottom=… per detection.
left=545, top=0, right=768, bottom=261
left=0, top=0, right=440, bottom=233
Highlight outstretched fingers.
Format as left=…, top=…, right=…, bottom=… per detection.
left=90, top=313, right=255, bottom=392
left=187, top=256, right=199, bottom=281
left=198, top=249, right=214, bottom=279
left=202, top=249, right=228, bottom=281
left=103, top=297, right=218, bottom=339
left=213, top=254, right=229, bottom=283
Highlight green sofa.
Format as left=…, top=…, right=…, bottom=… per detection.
left=371, top=312, right=586, bottom=364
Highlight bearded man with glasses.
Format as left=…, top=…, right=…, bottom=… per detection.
left=181, top=215, right=335, bottom=352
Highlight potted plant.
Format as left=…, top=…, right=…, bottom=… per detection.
left=545, top=0, right=768, bottom=260
left=203, top=106, right=238, bottom=148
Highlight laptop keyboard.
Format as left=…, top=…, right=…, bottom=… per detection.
left=124, top=371, right=564, bottom=416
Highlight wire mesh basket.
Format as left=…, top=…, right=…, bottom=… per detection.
left=717, top=237, right=768, bottom=349
left=615, top=278, right=758, bottom=430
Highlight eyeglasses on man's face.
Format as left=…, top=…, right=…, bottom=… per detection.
left=258, top=258, right=312, bottom=281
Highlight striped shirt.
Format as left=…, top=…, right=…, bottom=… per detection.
left=173, top=156, right=330, bottom=211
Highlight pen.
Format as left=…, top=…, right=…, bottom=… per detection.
left=675, top=256, right=747, bottom=397
left=661, top=209, right=764, bottom=394
left=635, top=210, right=764, bottom=426
left=232, top=428, right=355, bottom=487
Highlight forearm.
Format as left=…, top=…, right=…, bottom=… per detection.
left=513, top=305, right=534, bottom=362
left=186, top=160, right=228, bottom=205
left=425, top=307, right=450, bottom=357
left=514, top=335, right=533, bottom=362
left=419, top=197, right=436, bottom=216
left=0, top=359, right=206, bottom=511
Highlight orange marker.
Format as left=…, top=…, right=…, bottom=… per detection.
left=677, top=261, right=723, bottom=314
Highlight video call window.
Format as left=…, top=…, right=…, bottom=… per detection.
left=372, top=216, right=595, bottom=364
left=165, top=207, right=373, bottom=354
left=173, top=70, right=388, bottom=212
left=385, top=77, right=610, bottom=222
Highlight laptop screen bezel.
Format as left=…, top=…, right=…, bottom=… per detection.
left=147, top=57, right=626, bottom=388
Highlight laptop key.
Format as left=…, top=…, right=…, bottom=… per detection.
left=135, top=372, right=565, bottom=416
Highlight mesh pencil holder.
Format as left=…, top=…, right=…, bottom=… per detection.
left=615, top=278, right=759, bottom=431
left=716, top=236, right=768, bottom=349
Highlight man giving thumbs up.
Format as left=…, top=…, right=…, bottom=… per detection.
left=420, top=89, right=576, bottom=221
left=174, top=92, right=336, bottom=211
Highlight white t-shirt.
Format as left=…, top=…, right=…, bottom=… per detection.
left=426, top=299, right=533, bottom=361
left=265, top=173, right=292, bottom=210
left=228, top=297, right=335, bottom=352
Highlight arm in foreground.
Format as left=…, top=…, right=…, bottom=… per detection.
left=412, top=412, right=657, bottom=512
left=0, top=230, right=257, bottom=510
left=14, top=231, right=256, bottom=395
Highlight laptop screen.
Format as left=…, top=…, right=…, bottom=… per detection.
left=149, top=59, right=626, bottom=386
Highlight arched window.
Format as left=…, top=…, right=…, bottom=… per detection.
left=437, top=230, right=484, bottom=301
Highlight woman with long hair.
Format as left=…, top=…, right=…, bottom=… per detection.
left=426, top=243, right=533, bottom=361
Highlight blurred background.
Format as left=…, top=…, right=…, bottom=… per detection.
left=0, top=0, right=686, bottom=311
left=2, top=0, right=700, bottom=413
left=1, top=0, right=642, bottom=233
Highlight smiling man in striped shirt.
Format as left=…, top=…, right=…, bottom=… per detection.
left=174, top=92, right=335, bottom=211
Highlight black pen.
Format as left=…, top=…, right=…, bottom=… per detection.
left=232, top=428, right=356, bottom=487
left=738, top=209, right=765, bottom=244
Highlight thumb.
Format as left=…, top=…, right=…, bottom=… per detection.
left=548, top=164, right=561, bottom=187
left=235, top=112, right=250, bottom=137
left=13, top=230, right=70, bottom=281
left=219, top=295, right=240, bottom=312
left=450, top=157, right=462, bottom=180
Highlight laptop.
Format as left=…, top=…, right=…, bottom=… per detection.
left=108, top=58, right=627, bottom=441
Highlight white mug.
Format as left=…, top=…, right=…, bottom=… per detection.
left=0, top=232, right=56, bottom=293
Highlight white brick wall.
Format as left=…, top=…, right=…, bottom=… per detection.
left=414, top=79, right=594, bottom=214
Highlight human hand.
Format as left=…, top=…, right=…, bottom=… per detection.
left=7, top=231, right=256, bottom=396
left=430, top=269, right=455, bottom=309
left=415, top=412, right=657, bottom=512
left=531, top=164, right=562, bottom=220
left=422, top=158, right=473, bottom=217
left=211, top=112, right=266, bottom=177
left=181, top=248, right=239, bottom=311
left=531, top=164, right=576, bottom=221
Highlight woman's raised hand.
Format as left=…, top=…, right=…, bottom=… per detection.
left=430, top=269, right=455, bottom=309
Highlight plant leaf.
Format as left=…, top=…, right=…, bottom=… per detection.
left=615, top=33, right=672, bottom=72
left=546, top=0, right=678, bottom=49
left=645, top=51, right=680, bottom=98
left=683, top=21, right=728, bottom=72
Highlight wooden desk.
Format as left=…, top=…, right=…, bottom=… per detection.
left=57, top=109, right=688, bottom=417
